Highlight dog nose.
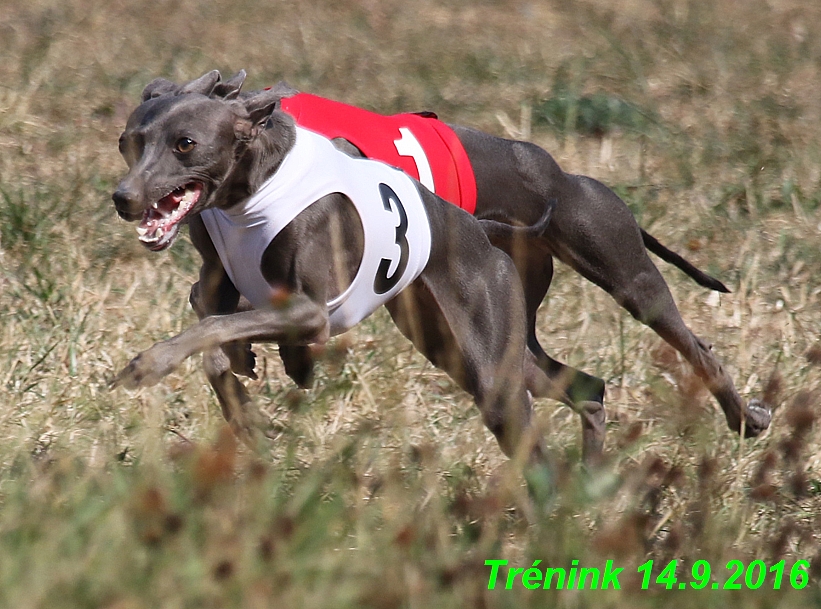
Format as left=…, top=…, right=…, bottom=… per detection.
left=112, top=185, right=143, bottom=220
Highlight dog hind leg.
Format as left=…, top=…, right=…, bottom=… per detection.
left=386, top=246, right=544, bottom=464
left=510, top=156, right=770, bottom=438
left=567, top=214, right=771, bottom=437
left=632, top=287, right=772, bottom=437
left=488, top=229, right=607, bottom=463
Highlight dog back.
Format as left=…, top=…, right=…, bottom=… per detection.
left=280, top=93, right=477, bottom=214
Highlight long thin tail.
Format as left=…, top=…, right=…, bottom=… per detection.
left=478, top=199, right=555, bottom=241
left=641, top=229, right=730, bottom=293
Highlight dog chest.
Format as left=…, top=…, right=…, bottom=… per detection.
left=200, top=127, right=432, bottom=336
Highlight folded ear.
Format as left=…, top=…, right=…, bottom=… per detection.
left=141, top=77, right=178, bottom=101
left=241, top=87, right=289, bottom=127
left=178, top=70, right=222, bottom=96
left=266, top=81, right=299, bottom=97
left=212, top=69, right=247, bottom=100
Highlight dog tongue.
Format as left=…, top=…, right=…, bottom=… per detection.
left=138, top=187, right=185, bottom=232
left=157, top=188, right=185, bottom=216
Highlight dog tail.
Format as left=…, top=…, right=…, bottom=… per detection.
left=479, top=199, right=555, bottom=241
left=641, top=229, right=730, bottom=293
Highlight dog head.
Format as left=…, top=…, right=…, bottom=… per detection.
left=112, top=70, right=295, bottom=251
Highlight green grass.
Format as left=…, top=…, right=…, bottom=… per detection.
left=1, top=0, right=821, bottom=606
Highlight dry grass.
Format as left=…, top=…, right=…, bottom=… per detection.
left=1, top=0, right=821, bottom=606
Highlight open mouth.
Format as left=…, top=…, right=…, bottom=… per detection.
left=137, top=182, right=203, bottom=251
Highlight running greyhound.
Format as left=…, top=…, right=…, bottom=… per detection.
left=113, top=70, right=771, bottom=460
left=111, top=70, right=565, bottom=466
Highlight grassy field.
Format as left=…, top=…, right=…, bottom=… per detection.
left=2, top=0, right=821, bottom=606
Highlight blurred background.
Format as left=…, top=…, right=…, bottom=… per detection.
left=1, top=0, right=820, bottom=606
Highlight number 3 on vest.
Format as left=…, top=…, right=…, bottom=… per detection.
left=373, top=183, right=410, bottom=295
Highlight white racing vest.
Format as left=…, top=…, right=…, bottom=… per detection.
left=200, top=126, right=432, bottom=336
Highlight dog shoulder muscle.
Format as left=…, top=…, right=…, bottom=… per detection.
left=260, top=193, right=364, bottom=304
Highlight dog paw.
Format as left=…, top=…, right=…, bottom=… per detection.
left=112, top=344, right=183, bottom=389
left=743, top=398, right=772, bottom=438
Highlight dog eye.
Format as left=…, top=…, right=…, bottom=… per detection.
left=175, top=137, right=197, bottom=154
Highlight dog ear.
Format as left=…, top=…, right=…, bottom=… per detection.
left=212, top=70, right=247, bottom=100
left=266, top=81, right=299, bottom=97
left=178, top=70, right=222, bottom=96
left=241, top=87, right=289, bottom=130
left=141, top=78, right=178, bottom=101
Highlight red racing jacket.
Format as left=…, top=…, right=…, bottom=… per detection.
left=279, top=93, right=477, bottom=215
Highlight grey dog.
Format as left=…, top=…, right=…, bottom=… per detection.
left=112, top=70, right=770, bottom=462
left=245, top=75, right=773, bottom=446
left=111, top=70, right=566, bottom=466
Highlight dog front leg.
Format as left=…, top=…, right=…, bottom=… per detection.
left=189, top=216, right=262, bottom=380
left=189, top=280, right=274, bottom=444
left=114, top=295, right=329, bottom=389
left=193, top=278, right=316, bottom=389
left=190, top=280, right=258, bottom=379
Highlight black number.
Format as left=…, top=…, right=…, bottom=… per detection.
left=373, top=183, right=410, bottom=295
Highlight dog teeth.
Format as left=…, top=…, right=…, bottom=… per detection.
left=136, top=186, right=198, bottom=247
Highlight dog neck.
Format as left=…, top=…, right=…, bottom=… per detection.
left=209, top=111, right=297, bottom=213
